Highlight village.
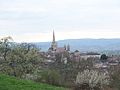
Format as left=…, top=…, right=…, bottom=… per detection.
left=40, top=31, right=120, bottom=71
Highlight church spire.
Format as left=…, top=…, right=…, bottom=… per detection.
left=53, top=30, right=55, bottom=42
left=51, top=30, right=57, bottom=51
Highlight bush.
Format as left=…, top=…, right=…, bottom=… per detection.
left=22, top=74, right=38, bottom=81
left=33, top=69, right=62, bottom=86
left=75, top=69, right=109, bottom=90
left=109, top=65, right=120, bottom=90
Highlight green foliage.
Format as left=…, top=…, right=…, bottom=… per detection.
left=38, top=69, right=62, bottom=86
left=0, top=74, right=66, bottom=90
left=22, top=68, right=63, bottom=86
left=0, top=36, right=13, bottom=61
left=0, top=37, right=42, bottom=78
left=109, top=65, right=120, bottom=90
left=100, top=54, right=108, bottom=63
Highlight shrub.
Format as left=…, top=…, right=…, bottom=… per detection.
left=33, top=69, right=62, bottom=86
left=109, top=65, right=120, bottom=90
left=75, top=69, right=109, bottom=90
left=22, top=74, right=38, bottom=81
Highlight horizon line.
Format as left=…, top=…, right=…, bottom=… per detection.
left=12, top=38, right=120, bottom=43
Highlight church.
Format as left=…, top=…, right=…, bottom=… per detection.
left=48, top=31, right=70, bottom=53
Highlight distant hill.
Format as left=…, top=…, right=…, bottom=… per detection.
left=35, top=39, right=120, bottom=53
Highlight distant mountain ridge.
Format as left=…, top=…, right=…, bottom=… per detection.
left=34, top=39, right=120, bottom=53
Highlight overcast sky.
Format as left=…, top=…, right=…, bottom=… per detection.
left=0, top=0, right=120, bottom=42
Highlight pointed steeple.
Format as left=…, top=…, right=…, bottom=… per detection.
left=53, top=30, right=55, bottom=42
left=51, top=30, right=57, bottom=51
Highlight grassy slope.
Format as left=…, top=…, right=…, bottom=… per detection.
left=0, top=74, right=66, bottom=90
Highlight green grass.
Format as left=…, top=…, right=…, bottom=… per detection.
left=0, top=74, right=67, bottom=90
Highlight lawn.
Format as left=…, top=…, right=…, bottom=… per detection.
left=0, top=74, right=67, bottom=90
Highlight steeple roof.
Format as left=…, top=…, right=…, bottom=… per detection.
left=53, top=30, right=55, bottom=42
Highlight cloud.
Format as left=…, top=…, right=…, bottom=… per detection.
left=0, top=0, right=47, bottom=12
left=0, top=0, right=120, bottom=42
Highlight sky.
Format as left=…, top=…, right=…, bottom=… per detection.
left=0, top=0, right=120, bottom=42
